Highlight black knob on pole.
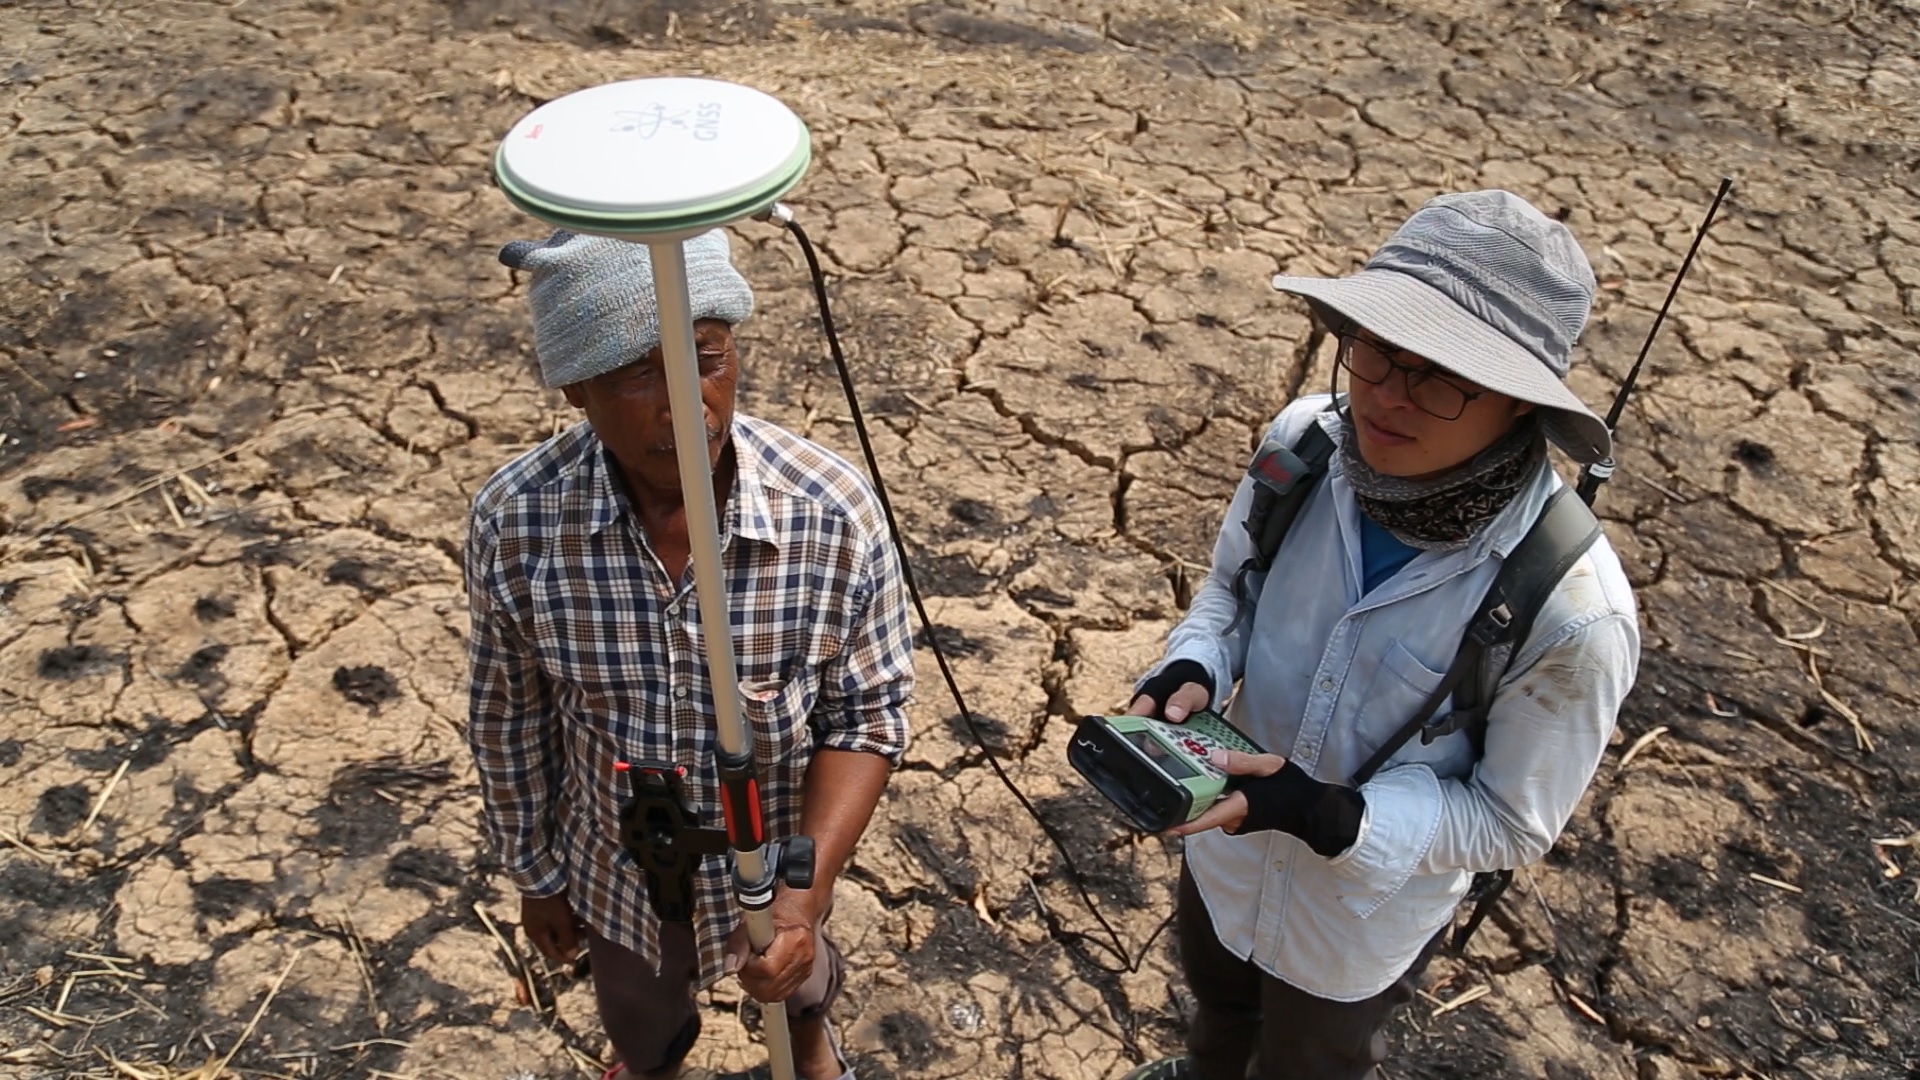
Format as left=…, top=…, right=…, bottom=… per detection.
left=779, top=835, right=816, bottom=890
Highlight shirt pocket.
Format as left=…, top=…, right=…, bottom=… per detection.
left=1355, top=639, right=1465, bottom=774
left=740, top=676, right=816, bottom=783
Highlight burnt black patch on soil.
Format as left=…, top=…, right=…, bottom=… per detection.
left=35, top=783, right=91, bottom=834
left=66, top=718, right=175, bottom=772
left=914, top=624, right=991, bottom=658
left=1390, top=994, right=1546, bottom=1080
left=877, top=1010, right=945, bottom=1072
left=333, top=664, right=401, bottom=709
left=142, top=68, right=284, bottom=146
left=948, top=497, right=996, bottom=526
left=324, top=557, right=386, bottom=596
left=263, top=423, right=386, bottom=485
left=162, top=773, right=222, bottom=832
left=1011, top=582, right=1077, bottom=611
left=0, top=739, right=20, bottom=768
left=0, top=858, right=128, bottom=969
left=896, top=822, right=978, bottom=900
left=195, top=594, right=237, bottom=621
left=385, top=847, right=465, bottom=897
left=313, top=759, right=453, bottom=858
left=440, top=0, right=772, bottom=46
left=19, top=474, right=110, bottom=503
left=945, top=712, right=1013, bottom=756
left=176, top=643, right=230, bottom=687
left=312, top=785, right=407, bottom=858
left=902, top=900, right=1018, bottom=983
left=1733, top=439, right=1775, bottom=469
left=906, top=5, right=1101, bottom=53
left=38, top=643, right=123, bottom=680
left=912, top=551, right=997, bottom=596
left=4, top=268, right=245, bottom=446
left=193, top=875, right=269, bottom=920
left=1647, top=855, right=1712, bottom=920
left=240, top=537, right=300, bottom=568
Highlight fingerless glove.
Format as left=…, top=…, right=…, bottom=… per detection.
left=1227, top=762, right=1365, bottom=858
left=1133, top=660, right=1214, bottom=717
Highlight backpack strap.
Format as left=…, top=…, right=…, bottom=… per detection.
left=1243, top=420, right=1338, bottom=573
left=1228, top=408, right=1338, bottom=632
left=1344, top=486, right=1602, bottom=952
left=1347, top=486, right=1602, bottom=787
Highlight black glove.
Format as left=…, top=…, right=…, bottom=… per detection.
left=1227, top=762, right=1365, bottom=858
left=1133, top=660, right=1214, bottom=719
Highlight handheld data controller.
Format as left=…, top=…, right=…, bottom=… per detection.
left=1068, top=710, right=1265, bottom=834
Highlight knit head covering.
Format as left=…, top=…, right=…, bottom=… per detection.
left=497, top=228, right=755, bottom=388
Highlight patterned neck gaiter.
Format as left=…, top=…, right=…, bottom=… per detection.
left=1338, top=409, right=1547, bottom=551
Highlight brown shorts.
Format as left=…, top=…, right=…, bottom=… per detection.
left=584, top=916, right=845, bottom=1075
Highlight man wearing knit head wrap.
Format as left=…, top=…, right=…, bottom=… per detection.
left=465, top=228, right=913, bottom=1080
left=1122, top=192, right=1641, bottom=1080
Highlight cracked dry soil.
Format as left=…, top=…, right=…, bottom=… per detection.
left=2, top=0, right=1919, bottom=1077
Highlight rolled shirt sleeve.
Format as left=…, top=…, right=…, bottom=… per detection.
left=813, top=529, right=915, bottom=763
left=1326, top=610, right=1640, bottom=918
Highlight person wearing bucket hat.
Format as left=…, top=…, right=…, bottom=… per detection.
left=464, top=228, right=913, bottom=1080
left=1120, top=192, right=1641, bottom=1080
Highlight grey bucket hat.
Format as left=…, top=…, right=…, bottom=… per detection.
left=1271, top=190, right=1611, bottom=464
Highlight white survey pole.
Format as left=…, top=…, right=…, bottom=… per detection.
left=650, top=237, right=796, bottom=1080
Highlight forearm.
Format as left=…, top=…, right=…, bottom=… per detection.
left=783, top=747, right=891, bottom=923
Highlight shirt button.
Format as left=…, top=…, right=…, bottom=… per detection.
left=1319, top=679, right=1334, bottom=692
left=1273, top=861, right=1285, bottom=871
left=666, top=601, right=681, bottom=617
left=673, top=685, right=690, bottom=700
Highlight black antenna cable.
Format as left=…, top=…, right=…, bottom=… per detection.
left=760, top=205, right=1173, bottom=973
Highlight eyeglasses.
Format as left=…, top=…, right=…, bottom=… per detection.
left=1333, top=326, right=1487, bottom=421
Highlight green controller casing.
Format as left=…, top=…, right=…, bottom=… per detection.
left=1067, top=709, right=1265, bottom=833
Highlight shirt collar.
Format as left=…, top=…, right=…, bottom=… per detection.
left=728, top=417, right=780, bottom=548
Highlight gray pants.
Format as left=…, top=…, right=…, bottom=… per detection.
left=1176, top=864, right=1445, bottom=1080
left=585, top=917, right=845, bottom=1075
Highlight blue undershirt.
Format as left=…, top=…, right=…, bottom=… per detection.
left=1358, top=513, right=1420, bottom=595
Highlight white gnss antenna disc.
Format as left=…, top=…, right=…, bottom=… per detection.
left=494, top=76, right=811, bottom=239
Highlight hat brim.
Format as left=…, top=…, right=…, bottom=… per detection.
left=1272, top=268, right=1611, bottom=465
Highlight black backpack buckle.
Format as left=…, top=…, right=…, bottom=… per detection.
left=1419, top=711, right=1468, bottom=744
left=1467, top=602, right=1514, bottom=648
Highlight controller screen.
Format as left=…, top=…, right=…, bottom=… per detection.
left=1120, top=727, right=1198, bottom=780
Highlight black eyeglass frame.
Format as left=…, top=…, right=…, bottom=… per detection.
left=1331, top=322, right=1488, bottom=422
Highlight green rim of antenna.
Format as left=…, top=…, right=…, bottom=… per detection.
left=491, top=135, right=812, bottom=236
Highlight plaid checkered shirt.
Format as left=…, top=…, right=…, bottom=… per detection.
left=464, top=415, right=914, bottom=985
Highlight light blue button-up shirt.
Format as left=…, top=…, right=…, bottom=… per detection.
left=1151, top=394, right=1641, bottom=1002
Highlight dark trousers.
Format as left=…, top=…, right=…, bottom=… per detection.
left=1176, top=864, right=1444, bottom=1080
left=585, top=918, right=844, bottom=1075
